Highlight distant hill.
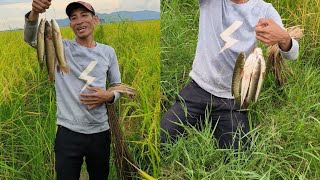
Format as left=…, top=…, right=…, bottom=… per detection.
left=56, top=10, right=160, bottom=27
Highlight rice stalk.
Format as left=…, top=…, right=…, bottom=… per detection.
left=107, top=84, right=138, bottom=179
left=268, top=26, right=303, bottom=86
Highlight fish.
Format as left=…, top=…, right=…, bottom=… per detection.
left=37, top=18, right=45, bottom=69
left=51, top=19, right=69, bottom=74
left=246, top=56, right=261, bottom=105
left=255, top=52, right=266, bottom=102
left=240, top=50, right=256, bottom=107
left=232, top=52, right=246, bottom=106
left=44, top=20, right=56, bottom=82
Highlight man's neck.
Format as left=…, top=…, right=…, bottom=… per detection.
left=76, top=36, right=96, bottom=48
left=231, top=0, right=249, bottom=4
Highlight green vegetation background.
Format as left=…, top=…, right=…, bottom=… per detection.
left=0, top=20, right=160, bottom=179
left=160, top=0, right=320, bottom=179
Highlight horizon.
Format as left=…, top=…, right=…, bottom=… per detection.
left=0, top=0, right=160, bottom=31
left=0, top=10, right=160, bottom=32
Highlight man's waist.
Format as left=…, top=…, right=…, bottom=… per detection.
left=56, top=116, right=109, bottom=134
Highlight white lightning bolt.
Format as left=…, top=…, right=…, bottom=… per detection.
left=79, top=61, right=98, bottom=93
left=219, top=21, right=243, bottom=53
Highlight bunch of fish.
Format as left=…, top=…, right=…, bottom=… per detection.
left=37, top=18, right=69, bottom=82
left=232, top=48, right=266, bottom=109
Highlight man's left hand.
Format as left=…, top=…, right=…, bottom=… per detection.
left=80, top=86, right=114, bottom=110
left=256, top=18, right=292, bottom=51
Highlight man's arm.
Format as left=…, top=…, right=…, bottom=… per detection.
left=23, top=0, right=51, bottom=47
left=79, top=48, right=121, bottom=110
left=80, top=86, right=117, bottom=110
left=255, top=5, right=299, bottom=60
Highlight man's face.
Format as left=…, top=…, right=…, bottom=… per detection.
left=69, top=7, right=98, bottom=39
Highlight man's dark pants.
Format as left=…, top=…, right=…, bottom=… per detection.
left=160, top=81, right=249, bottom=150
left=54, top=125, right=111, bottom=180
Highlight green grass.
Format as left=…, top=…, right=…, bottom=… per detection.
left=160, top=0, right=320, bottom=179
left=0, top=20, right=160, bottom=179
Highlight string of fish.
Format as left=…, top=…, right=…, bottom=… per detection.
left=232, top=47, right=267, bottom=109
left=37, top=14, right=69, bottom=82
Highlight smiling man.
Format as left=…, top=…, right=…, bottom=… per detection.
left=23, top=1, right=121, bottom=179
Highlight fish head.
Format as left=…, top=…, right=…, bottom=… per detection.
left=51, top=19, right=60, bottom=33
left=238, top=52, right=246, bottom=66
left=38, top=18, right=45, bottom=33
left=44, top=20, right=51, bottom=29
left=44, top=20, right=52, bottom=37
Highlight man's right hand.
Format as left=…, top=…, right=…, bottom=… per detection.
left=28, top=0, right=52, bottom=21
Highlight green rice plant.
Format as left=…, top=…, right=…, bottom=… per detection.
left=0, top=20, right=160, bottom=179
left=160, top=0, right=320, bottom=179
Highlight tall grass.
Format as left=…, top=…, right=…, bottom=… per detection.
left=0, top=20, right=160, bottom=179
left=161, top=0, right=320, bottom=179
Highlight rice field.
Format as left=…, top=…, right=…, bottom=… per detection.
left=1, top=0, right=320, bottom=179
left=160, top=0, right=320, bottom=179
left=0, top=20, right=160, bottom=179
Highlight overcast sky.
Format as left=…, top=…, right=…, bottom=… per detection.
left=0, top=0, right=160, bottom=31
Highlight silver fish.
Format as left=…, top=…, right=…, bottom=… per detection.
left=241, top=49, right=256, bottom=107
left=246, top=56, right=261, bottom=105
left=255, top=52, right=266, bottom=102
left=44, top=20, right=56, bottom=82
left=37, top=18, right=45, bottom=69
left=51, top=19, right=69, bottom=74
left=240, top=48, right=265, bottom=108
left=232, top=52, right=246, bottom=106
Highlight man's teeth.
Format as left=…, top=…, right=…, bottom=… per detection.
left=78, top=27, right=86, bottom=32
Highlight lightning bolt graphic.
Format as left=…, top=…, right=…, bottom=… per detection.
left=219, top=21, right=243, bottom=53
left=79, top=61, right=98, bottom=93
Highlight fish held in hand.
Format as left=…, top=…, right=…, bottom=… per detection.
left=51, top=19, right=69, bottom=74
left=255, top=52, right=266, bottom=102
left=232, top=52, right=246, bottom=106
left=37, top=18, right=45, bottom=69
left=246, top=56, right=261, bottom=105
left=240, top=48, right=265, bottom=108
left=240, top=50, right=256, bottom=107
left=44, top=20, right=56, bottom=82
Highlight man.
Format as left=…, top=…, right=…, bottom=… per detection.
left=24, top=1, right=121, bottom=179
left=160, top=0, right=299, bottom=150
